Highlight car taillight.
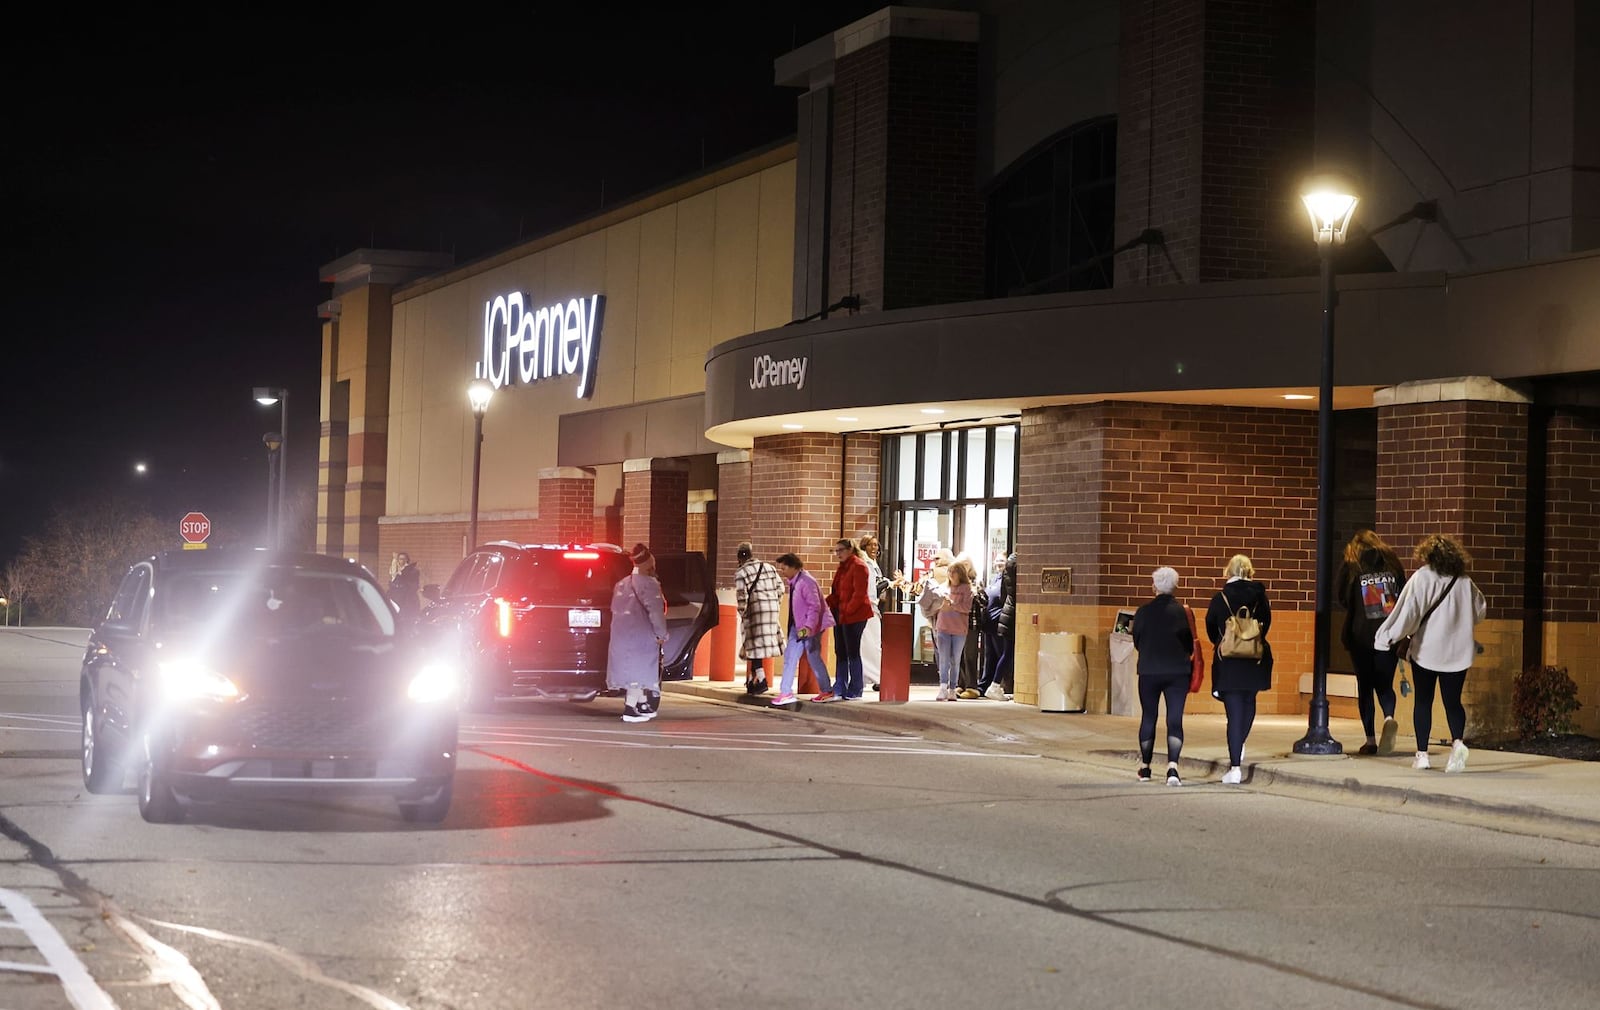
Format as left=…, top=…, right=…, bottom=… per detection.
left=495, top=598, right=512, bottom=638
left=564, top=551, right=599, bottom=560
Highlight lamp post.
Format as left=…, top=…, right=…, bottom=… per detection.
left=467, top=378, right=495, bottom=554
left=0, top=597, right=8, bottom=628
left=1293, top=175, right=1359, bottom=757
left=262, top=431, right=283, bottom=545
left=254, top=387, right=289, bottom=548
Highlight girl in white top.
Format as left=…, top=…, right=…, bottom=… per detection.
left=1374, top=534, right=1487, bottom=773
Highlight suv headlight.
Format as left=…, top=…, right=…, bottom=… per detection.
left=407, top=663, right=459, bottom=704
left=158, top=659, right=241, bottom=701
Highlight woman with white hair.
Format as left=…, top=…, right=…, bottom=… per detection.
left=1131, top=566, right=1196, bottom=785
left=1205, top=554, right=1275, bottom=784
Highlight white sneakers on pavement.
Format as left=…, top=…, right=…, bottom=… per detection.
left=1221, top=766, right=1243, bottom=785
left=1413, top=751, right=1432, bottom=770
left=1446, top=740, right=1470, bottom=773
left=984, top=682, right=1010, bottom=701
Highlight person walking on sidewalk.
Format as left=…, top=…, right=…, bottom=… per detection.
left=734, top=542, right=783, bottom=695
left=608, top=543, right=669, bottom=723
left=1132, top=566, right=1194, bottom=785
left=826, top=538, right=875, bottom=701
left=1373, top=533, right=1487, bottom=773
left=772, top=553, right=836, bottom=706
left=934, top=562, right=974, bottom=701
left=858, top=535, right=889, bottom=692
left=1206, top=554, right=1274, bottom=785
left=1336, top=530, right=1406, bottom=755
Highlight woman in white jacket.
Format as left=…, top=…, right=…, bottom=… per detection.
left=1374, top=534, right=1487, bottom=773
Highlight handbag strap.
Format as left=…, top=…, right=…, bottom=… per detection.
left=1218, top=584, right=1253, bottom=617
left=1416, top=575, right=1459, bottom=630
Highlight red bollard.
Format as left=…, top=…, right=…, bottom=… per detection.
left=879, top=613, right=911, bottom=703
left=710, top=603, right=737, bottom=680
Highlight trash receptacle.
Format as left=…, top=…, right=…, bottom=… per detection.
left=1108, top=609, right=1137, bottom=716
left=1037, top=632, right=1087, bottom=713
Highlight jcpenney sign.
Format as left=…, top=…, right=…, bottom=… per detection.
left=476, top=292, right=606, bottom=399
left=748, top=353, right=808, bottom=392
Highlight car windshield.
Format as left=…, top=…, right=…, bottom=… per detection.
left=500, top=551, right=633, bottom=601
left=159, top=568, right=396, bottom=639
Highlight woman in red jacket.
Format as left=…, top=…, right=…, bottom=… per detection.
left=826, top=538, right=875, bottom=700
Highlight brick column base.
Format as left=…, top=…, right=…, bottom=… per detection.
left=535, top=467, right=595, bottom=544
left=622, top=457, right=689, bottom=553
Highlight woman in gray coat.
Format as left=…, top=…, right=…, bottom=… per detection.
left=608, top=543, right=669, bottom=723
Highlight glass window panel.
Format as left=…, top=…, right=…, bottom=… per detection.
left=948, top=434, right=960, bottom=499
left=922, top=433, right=944, bottom=500
left=896, top=434, right=917, bottom=501
left=966, top=429, right=987, bottom=498
left=993, top=425, right=1017, bottom=497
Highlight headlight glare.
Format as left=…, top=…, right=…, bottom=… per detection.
left=158, top=659, right=240, bottom=701
left=407, top=663, right=459, bottom=703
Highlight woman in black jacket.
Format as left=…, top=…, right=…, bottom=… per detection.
left=1206, top=554, right=1273, bottom=785
left=1131, top=566, right=1194, bottom=786
left=1335, top=530, right=1406, bottom=755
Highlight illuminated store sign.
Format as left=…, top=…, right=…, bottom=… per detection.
left=476, top=292, right=606, bottom=399
left=749, top=353, right=808, bottom=392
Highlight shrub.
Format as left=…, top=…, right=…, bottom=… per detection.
left=1513, top=664, right=1583, bottom=739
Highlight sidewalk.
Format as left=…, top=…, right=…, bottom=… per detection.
left=665, top=677, right=1600, bottom=844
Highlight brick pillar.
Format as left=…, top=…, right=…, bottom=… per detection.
left=535, top=467, right=595, bottom=544
left=751, top=433, right=845, bottom=575
left=843, top=434, right=882, bottom=542
left=1545, top=411, right=1600, bottom=735
left=622, top=457, right=689, bottom=553
left=1114, top=0, right=1315, bottom=286
left=716, top=450, right=752, bottom=587
left=1376, top=378, right=1532, bottom=737
left=830, top=14, right=983, bottom=312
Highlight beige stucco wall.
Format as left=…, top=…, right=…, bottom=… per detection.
left=386, top=151, right=795, bottom=518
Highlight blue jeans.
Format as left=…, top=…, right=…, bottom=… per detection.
left=781, top=627, right=832, bottom=697
left=833, top=620, right=867, bottom=698
left=935, top=631, right=966, bottom=691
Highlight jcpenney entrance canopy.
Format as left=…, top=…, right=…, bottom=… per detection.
left=703, top=251, right=1600, bottom=446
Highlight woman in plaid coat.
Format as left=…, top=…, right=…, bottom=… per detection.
left=734, top=542, right=784, bottom=694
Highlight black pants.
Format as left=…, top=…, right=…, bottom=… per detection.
left=1137, top=673, right=1189, bottom=766
left=1348, top=642, right=1398, bottom=738
left=1410, top=662, right=1467, bottom=751
left=1218, top=690, right=1259, bottom=767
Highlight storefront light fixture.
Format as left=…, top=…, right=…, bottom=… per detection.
left=1282, top=393, right=1313, bottom=401
left=781, top=423, right=804, bottom=430
left=836, top=416, right=858, bottom=423
left=920, top=408, right=945, bottom=415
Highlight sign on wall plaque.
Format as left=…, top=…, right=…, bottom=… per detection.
left=1041, top=567, right=1072, bottom=594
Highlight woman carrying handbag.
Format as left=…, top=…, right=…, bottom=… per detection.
left=1206, top=554, right=1273, bottom=786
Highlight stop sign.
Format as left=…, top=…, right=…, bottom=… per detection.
left=179, top=512, right=212, bottom=544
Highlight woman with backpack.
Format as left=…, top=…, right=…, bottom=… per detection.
left=1335, top=530, right=1406, bottom=755
left=1206, top=554, right=1274, bottom=785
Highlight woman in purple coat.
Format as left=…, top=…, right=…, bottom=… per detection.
left=771, top=553, right=835, bottom=707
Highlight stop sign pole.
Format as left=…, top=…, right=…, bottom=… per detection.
left=180, top=512, right=212, bottom=550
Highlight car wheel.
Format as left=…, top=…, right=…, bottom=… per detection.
left=398, top=779, right=453, bottom=824
left=137, top=743, right=185, bottom=824
left=81, top=697, right=122, bottom=794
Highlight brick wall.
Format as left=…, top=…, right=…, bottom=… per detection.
left=1376, top=400, right=1528, bottom=618
left=687, top=511, right=709, bottom=556
left=1116, top=0, right=1314, bottom=286
left=831, top=36, right=983, bottom=313
left=1545, top=411, right=1600, bottom=622
left=843, top=434, right=882, bottom=542
left=715, top=455, right=752, bottom=588
left=534, top=475, right=595, bottom=545
left=622, top=463, right=688, bottom=553
left=751, top=432, right=845, bottom=575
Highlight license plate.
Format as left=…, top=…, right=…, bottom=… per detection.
left=568, top=608, right=602, bottom=629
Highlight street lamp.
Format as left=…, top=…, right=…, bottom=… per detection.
left=1293, top=174, right=1358, bottom=757
left=467, top=378, right=495, bottom=554
left=254, top=387, right=289, bottom=549
left=262, top=431, right=283, bottom=546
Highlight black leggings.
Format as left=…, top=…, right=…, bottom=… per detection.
left=1137, top=673, right=1189, bottom=767
left=1409, top=663, right=1467, bottom=751
left=1218, top=690, right=1259, bottom=766
left=1348, top=643, right=1398, bottom=738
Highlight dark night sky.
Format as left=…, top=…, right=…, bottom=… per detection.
left=1, top=5, right=883, bottom=564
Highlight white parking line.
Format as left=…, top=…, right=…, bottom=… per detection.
left=0, top=887, right=118, bottom=1010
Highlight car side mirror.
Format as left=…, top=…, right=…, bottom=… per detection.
left=421, top=584, right=442, bottom=603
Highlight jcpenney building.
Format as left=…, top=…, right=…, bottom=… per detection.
left=317, top=2, right=1600, bottom=737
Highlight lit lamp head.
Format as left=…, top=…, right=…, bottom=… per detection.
left=468, top=378, right=495, bottom=417
left=253, top=386, right=284, bottom=407
left=1301, top=175, right=1359, bottom=247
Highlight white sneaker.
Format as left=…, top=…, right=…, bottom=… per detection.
left=985, top=682, right=1009, bottom=701
left=1377, top=717, right=1399, bottom=756
left=1412, top=752, right=1431, bottom=770
left=934, top=686, right=948, bottom=701
left=1446, top=740, right=1469, bottom=773
left=1221, top=766, right=1242, bottom=785
left=1166, top=767, right=1183, bottom=787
